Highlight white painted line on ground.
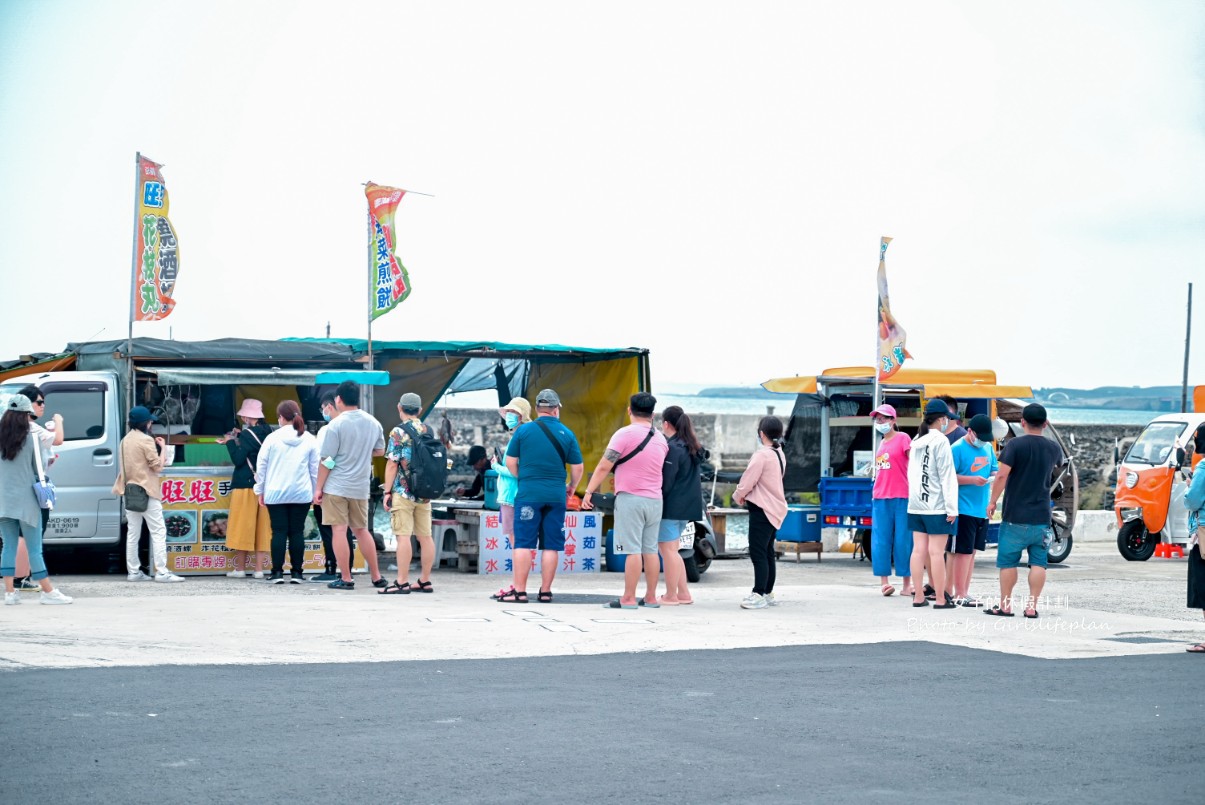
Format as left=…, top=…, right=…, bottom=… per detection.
left=591, top=619, right=654, bottom=625
left=426, top=618, right=491, bottom=623
left=539, top=623, right=583, bottom=632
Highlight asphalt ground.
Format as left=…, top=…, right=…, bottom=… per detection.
left=4, top=643, right=1202, bottom=805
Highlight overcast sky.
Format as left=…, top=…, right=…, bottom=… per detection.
left=1, top=1, right=1202, bottom=391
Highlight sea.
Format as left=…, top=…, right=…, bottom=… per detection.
left=438, top=390, right=1163, bottom=426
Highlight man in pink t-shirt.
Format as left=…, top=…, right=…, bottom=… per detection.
left=583, top=392, right=669, bottom=609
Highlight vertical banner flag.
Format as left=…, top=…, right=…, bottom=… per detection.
left=133, top=156, right=180, bottom=321
left=366, top=182, right=412, bottom=320
left=877, top=236, right=911, bottom=380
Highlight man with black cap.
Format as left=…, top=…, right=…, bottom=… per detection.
left=380, top=392, right=438, bottom=594
left=945, top=414, right=998, bottom=606
left=986, top=403, right=1065, bottom=618
left=456, top=445, right=490, bottom=500
left=937, top=395, right=968, bottom=444
left=496, top=388, right=584, bottom=603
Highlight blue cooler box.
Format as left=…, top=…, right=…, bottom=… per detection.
left=777, top=505, right=821, bottom=542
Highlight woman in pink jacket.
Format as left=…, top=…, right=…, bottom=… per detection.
left=734, top=416, right=788, bottom=610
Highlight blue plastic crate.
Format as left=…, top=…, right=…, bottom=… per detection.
left=819, top=476, right=874, bottom=519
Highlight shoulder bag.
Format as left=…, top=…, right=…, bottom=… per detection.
left=242, top=427, right=264, bottom=482
left=588, top=427, right=657, bottom=513
left=31, top=433, right=56, bottom=510
left=122, top=436, right=150, bottom=513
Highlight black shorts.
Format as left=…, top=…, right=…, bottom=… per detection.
left=947, top=515, right=988, bottom=555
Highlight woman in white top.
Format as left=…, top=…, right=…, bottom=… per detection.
left=907, top=399, right=959, bottom=609
left=255, top=400, right=319, bottom=583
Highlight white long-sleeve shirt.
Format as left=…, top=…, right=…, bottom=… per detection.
left=907, top=430, right=959, bottom=518
left=255, top=427, right=319, bottom=505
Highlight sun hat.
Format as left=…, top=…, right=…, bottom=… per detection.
left=128, top=405, right=157, bottom=425
left=236, top=399, right=265, bottom=420
left=871, top=403, right=897, bottom=419
left=923, top=398, right=951, bottom=416
left=499, top=397, right=532, bottom=422
left=968, top=414, right=994, bottom=442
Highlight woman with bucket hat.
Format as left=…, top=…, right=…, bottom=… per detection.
left=219, top=399, right=273, bottom=578
left=1, top=394, right=73, bottom=604
left=493, top=397, right=531, bottom=559
left=114, top=404, right=183, bottom=584
left=870, top=403, right=913, bottom=598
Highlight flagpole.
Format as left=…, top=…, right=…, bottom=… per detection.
left=872, top=237, right=885, bottom=456
left=365, top=204, right=375, bottom=416
left=127, top=152, right=141, bottom=418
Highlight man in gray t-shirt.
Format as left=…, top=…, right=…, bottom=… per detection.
left=315, top=381, right=386, bottom=590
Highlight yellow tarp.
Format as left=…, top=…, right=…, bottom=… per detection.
left=371, top=357, right=470, bottom=425
left=763, top=367, right=1002, bottom=395
left=527, top=356, right=645, bottom=484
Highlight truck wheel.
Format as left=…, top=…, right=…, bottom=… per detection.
left=1117, top=520, right=1156, bottom=561
left=1047, top=522, right=1072, bottom=564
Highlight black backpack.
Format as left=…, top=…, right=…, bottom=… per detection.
left=401, top=422, right=449, bottom=500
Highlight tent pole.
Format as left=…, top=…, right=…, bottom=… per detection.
left=127, top=152, right=141, bottom=417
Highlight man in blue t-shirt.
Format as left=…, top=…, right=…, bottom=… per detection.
left=493, top=388, right=584, bottom=604
left=945, top=414, right=998, bottom=606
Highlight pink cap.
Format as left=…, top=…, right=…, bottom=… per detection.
left=871, top=404, right=897, bottom=419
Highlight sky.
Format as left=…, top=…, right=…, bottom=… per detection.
left=1, top=0, right=1203, bottom=392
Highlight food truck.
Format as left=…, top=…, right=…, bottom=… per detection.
left=761, top=367, right=1080, bottom=563
left=0, top=336, right=652, bottom=576
left=1112, top=387, right=1204, bottom=561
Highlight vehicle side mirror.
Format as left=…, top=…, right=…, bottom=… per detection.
left=1112, top=445, right=1120, bottom=464
left=1176, top=447, right=1187, bottom=469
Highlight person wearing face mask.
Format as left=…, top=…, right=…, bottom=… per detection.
left=944, top=414, right=998, bottom=606
left=870, top=404, right=912, bottom=597
left=937, top=395, right=968, bottom=444
left=907, top=399, right=959, bottom=609
left=311, top=393, right=348, bottom=581
left=492, top=397, right=531, bottom=558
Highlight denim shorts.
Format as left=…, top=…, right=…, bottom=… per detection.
left=658, top=519, right=687, bottom=543
left=996, top=521, right=1051, bottom=569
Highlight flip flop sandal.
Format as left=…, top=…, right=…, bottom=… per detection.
left=637, top=598, right=661, bottom=608
left=932, top=603, right=956, bottom=610
left=985, top=605, right=1014, bottom=617
left=378, top=581, right=411, bottom=595
left=1186, top=644, right=1205, bottom=654
left=412, top=580, right=434, bottom=593
left=1023, top=610, right=1039, bottom=619
left=912, top=600, right=929, bottom=608
left=537, top=590, right=553, bottom=603
left=881, top=584, right=895, bottom=597
left=496, top=589, right=528, bottom=603
left=604, top=600, right=638, bottom=610
left=961, top=597, right=984, bottom=608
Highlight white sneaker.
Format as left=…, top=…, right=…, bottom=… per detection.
left=765, top=592, right=779, bottom=606
left=127, top=571, right=152, bottom=582
left=4, top=592, right=20, bottom=606
left=740, top=593, right=768, bottom=610
left=252, top=571, right=265, bottom=580
left=40, top=588, right=73, bottom=605
left=154, top=572, right=185, bottom=583
left=226, top=570, right=246, bottom=578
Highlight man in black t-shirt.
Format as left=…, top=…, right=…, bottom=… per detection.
left=986, top=403, right=1065, bottom=618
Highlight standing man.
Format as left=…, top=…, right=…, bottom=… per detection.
left=937, top=395, right=968, bottom=444
left=495, top=389, right=584, bottom=604
left=311, top=393, right=354, bottom=582
left=945, top=414, right=997, bottom=606
left=380, top=392, right=436, bottom=595
left=313, top=381, right=387, bottom=590
left=584, top=392, right=669, bottom=610
left=986, top=403, right=1064, bottom=618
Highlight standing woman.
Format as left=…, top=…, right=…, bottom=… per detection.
left=492, top=397, right=531, bottom=578
left=255, top=400, right=319, bottom=584
left=1184, top=424, right=1205, bottom=653
left=870, top=404, right=912, bottom=597
left=220, top=399, right=273, bottom=579
left=733, top=415, right=788, bottom=610
left=1, top=395, right=72, bottom=604
left=657, top=406, right=703, bottom=606
left=907, top=399, right=959, bottom=609
left=115, top=405, right=184, bottom=583
left=13, top=385, right=63, bottom=590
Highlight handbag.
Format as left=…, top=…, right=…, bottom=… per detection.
left=31, top=434, right=57, bottom=510
left=122, top=437, right=150, bottom=513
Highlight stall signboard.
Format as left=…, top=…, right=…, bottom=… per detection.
left=159, top=468, right=363, bottom=575
left=476, top=510, right=602, bottom=575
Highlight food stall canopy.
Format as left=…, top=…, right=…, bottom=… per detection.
left=143, top=367, right=391, bottom=386
left=69, top=337, right=358, bottom=369
left=762, top=367, right=1001, bottom=395
left=286, top=338, right=652, bottom=471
